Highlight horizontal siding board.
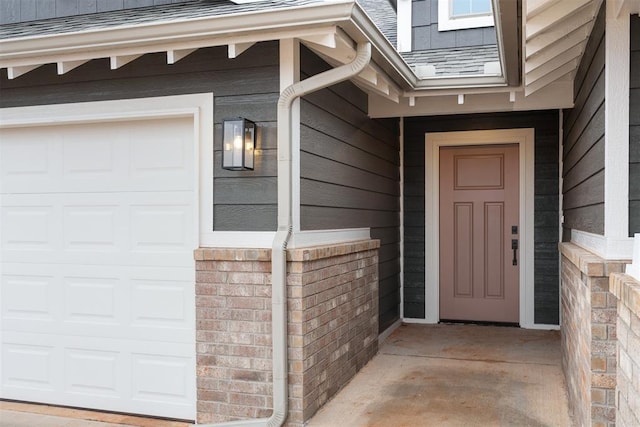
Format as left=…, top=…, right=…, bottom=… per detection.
left=631, top=126, right=640, bottom=163
left=301, top=102, right=398, bottom=162
left=631, top=51, right=640, bottom=89
left=563, top=104, right=604, bottom=174
left=631, top=201, right=640, bottom=235
left=631, top=160, right=640, bottom=201
left=214, top=178, right=277, bottom=205
left=563, top=204, right=605, bottom=235
left=214, top=205, right=277, bottom=231
left=563, top=137, right=605, bottom=192
left=213, top=149, right=277, bottom=178
left=632, top=88, right=640, bottom=126
left=300, top=180, right=399, bottom=211
left=300, top=151, right=399, bottom=195
left=300, top=206, right=398, bottom=230
left=301, top=92, right=395, bottom=144
left=300, top=126, right=398, bottom=180
left=564, top=74, right=605, bottom=158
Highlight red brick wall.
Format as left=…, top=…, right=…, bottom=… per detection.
left=193, top=240, right=379, bottom=426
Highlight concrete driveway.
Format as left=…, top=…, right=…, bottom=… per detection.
left=308, top=323, right=572, bottom=427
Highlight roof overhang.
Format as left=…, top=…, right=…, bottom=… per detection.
left=0, top=0, right=628, bottom=117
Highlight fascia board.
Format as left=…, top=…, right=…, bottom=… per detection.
left=0, top=1, right=355, bottom=63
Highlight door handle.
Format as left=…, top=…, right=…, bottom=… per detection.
left=512, top=239, right=518, bottom=266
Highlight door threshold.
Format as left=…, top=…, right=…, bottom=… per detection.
left=439, top=319, right=520, bottom=328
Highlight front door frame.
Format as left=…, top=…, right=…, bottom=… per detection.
left=424, top=128, right=536, bottom=328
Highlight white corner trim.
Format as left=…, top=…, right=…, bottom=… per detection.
left=437, top=0, right=495, bottom=31
left=604, top=0, right=630, bottom=240
left=200, top=231, right=277, bottom=249
left=288, top=228, right=371, bottom=249
left=397, top=0, right=412, bottom=52
left=571, top=230, right=634, bottom=260
left=626, top=234, right=640, bottom=281
left=280, top=39, right=301, bottom=232
left=425, top=128, right=536, bottom=328
left=0, top=93, right=214, bottom=254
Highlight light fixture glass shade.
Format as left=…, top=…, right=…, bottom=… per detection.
left=222, top=118, right=255, bottom=170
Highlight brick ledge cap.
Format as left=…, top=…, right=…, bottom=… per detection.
left=560, top=242, right=630, bottom=277
left=610, top=273, right=640, bottom=317
left=194, top=247, right=271, bottom=261
left=287, top=239, right=380, bottom=262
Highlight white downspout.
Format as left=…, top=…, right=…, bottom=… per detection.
left=199, top=41, right=371, bottom=427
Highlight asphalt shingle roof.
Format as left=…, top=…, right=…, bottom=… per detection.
left=402, top=45, right=500, bottom=76
left=356, top=0, right=397, bottom=48
left=0, top=0, right=323, bottom=40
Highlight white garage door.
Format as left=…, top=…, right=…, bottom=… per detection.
left=0, top=117, right=197, bottom=419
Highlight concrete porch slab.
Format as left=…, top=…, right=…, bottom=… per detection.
left=308, top=323, right=572, bottom=427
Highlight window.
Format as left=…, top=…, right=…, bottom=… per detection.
left=438, top=0, right=494, bottom=31
left=451, top=0, right=492, bottom=17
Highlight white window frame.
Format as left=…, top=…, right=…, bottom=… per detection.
left=438, top=0, right=494, bottom=31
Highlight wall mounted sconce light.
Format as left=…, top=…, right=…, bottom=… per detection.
left=222, top=118, right=256, bottom=170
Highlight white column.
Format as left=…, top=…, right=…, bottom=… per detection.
left=280, top=39, right=301, bottom=232
left=604, top=0, right=630, bottom=241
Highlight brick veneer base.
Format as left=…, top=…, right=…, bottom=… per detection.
left=559, top=243, right=629, bottom=427
left=610, top=273, right=640, bottom=427
left=193, top=240, right=379, bottom=426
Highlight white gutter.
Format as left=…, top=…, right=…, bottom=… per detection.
left=198, top=41, right=372, bottom=427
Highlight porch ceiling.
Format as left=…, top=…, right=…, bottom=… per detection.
left=523, top=0, right=603, bottom=97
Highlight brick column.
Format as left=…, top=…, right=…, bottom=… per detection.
left=610, top=273, right=640, bottom=427
left=559, top=243, right=629, bottom=427
left=194, top=240, right=379, bottom=426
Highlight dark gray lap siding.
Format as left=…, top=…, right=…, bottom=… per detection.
left=0, top=42, right=280, bottom=232
left=299, top=47, right=401, bottom=333
left=403, top=111, right=560, bottom=325
left=631, top=15, right=640, bottom=235
left=562, top=3, right=605, bottom=236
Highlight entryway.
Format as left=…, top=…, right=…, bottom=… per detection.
left=308, top=324, right=571, bottom=426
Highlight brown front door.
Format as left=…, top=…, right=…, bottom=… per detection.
left=439, top=144, right=519, bottom=323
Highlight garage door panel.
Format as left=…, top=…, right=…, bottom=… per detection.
left=2, top=341, right=58, bottom=392
left=2, top=264, right=194, bottom=342
left=0, top=118, right=194, bottom=194
left=2, top=332, right=195, bottom=419
left=0, top=131, right=61, bottom=192
left=2, top=192, right=195, bottom=266
left=1, top=273, right=57, bottom=322
left=1, top=205, right=57, bottom=252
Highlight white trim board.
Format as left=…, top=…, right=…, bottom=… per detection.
left=200, top=229, right=371, bottom=249
left=570, top=230, right=634, bottom=260
left=0, top=93, right=214, bottom=251
left=424, top=128, right=538, bottom=329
